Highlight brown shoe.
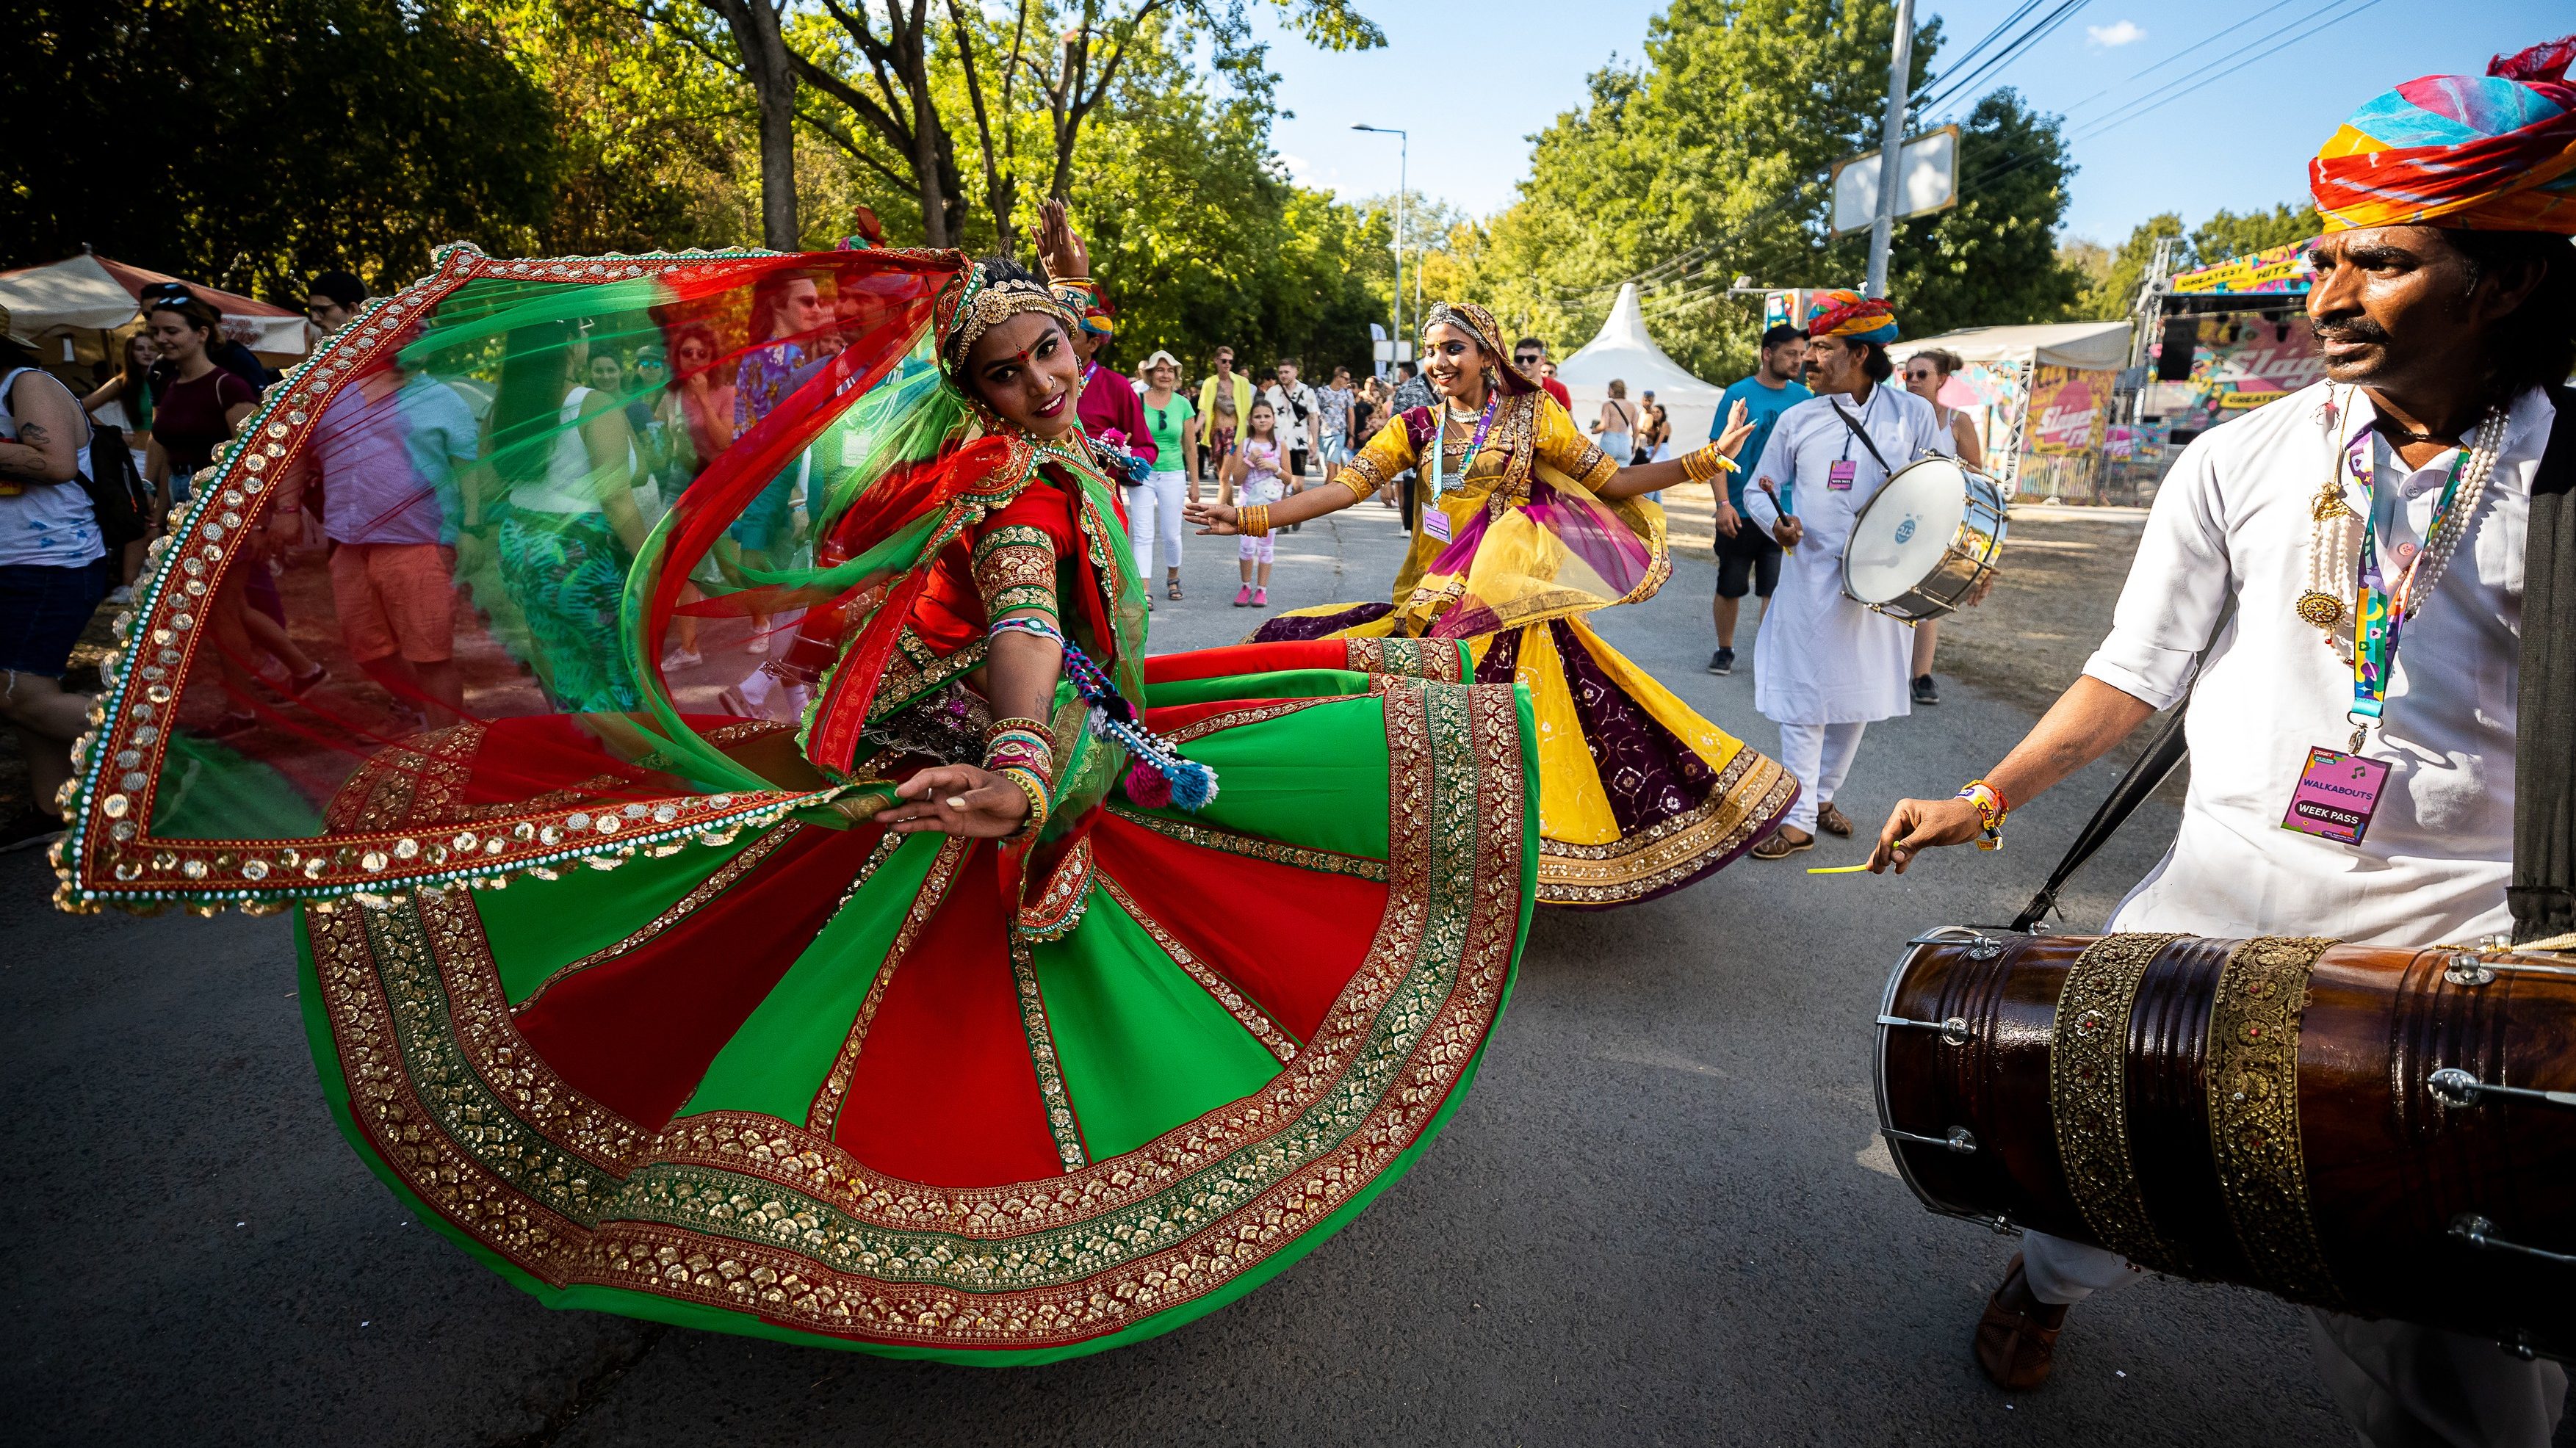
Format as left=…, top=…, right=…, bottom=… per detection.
left=1750, top=825, right=1813, bottom=860
left=1974, top=1253, right=2068, bottom=1391
left=1817, top=801, right=1853, bottom=836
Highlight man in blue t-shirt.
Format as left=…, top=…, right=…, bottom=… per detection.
left=1707, top=324, right=1811, bottom=674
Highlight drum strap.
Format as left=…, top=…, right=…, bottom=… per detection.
left=1828, top=395, right=1896, bottom=475
left=2015, top=384, right=2576, bottom=943
left=2509, top=383, right=2576, bottom=944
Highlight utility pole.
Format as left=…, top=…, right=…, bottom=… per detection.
left=1866, top=0, right=1916, bottom=299
left=1354, top=125, right=1408, bottom=363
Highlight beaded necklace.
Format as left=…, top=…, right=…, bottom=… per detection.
left=2298, top=386, right=2506, bottom=747
left=1428, top=390, right=1501, bottom=500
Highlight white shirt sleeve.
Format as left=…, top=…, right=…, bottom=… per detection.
left=1742, top=410, right=1797, bottom=532
left=2080, top=435, right=2236, bottom=711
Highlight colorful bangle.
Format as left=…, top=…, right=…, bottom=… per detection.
left=989, top=615, right=1067, bottom=648
left=1237, top=502, right=1271, bottom=537
left=1680, top=444, right=1739, bottom=486
left=984, top=727, right=1054, bottom=778
left=997, top=764, right=1052, bottom=841
left=1956, top=778, right=2008, bottom=852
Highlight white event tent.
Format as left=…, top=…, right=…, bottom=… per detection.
left=1552, top=283, right=1728, bottom=459
left=0, top=252, right=311, bottom=372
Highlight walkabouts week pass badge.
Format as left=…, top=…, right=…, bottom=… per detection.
left=2281, top=747, right=2392, bottom=845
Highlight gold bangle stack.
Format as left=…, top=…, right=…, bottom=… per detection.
left=997, top=766, right=1051, bottom=841
left=1237, top=503, right=1271, bottom=537
left=1680, top=444, right=1737, bottom=485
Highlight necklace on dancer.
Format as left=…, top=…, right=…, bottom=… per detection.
left=1429, top=391, right=1501, bottom=499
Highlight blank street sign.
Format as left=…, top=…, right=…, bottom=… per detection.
left=1829, top=126, right=1961, bottom=238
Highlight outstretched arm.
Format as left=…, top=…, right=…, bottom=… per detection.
left=1594, top=397, right=1755, bottom=501
left=1188, top=411, right=1413, bottom=536
left=1868, top=677, right=2156, bottom=872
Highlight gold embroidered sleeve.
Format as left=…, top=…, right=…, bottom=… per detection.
left=1331, top=413, right=1420, bottom=496
left=973, top=524, right=1060, bottom=620
left=1534, top=393, right=1618, bottom=493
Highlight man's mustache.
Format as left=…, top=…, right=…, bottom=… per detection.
left=2312, top=315, right=2391, bottom=346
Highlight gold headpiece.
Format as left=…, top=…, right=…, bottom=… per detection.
left=937, top=269, right=1078, bottom=377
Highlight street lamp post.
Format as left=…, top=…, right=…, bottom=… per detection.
left=1352, top=124, right=1407, bottom=367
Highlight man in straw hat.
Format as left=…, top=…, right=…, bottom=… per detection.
left=1871, top=36, right=2576, bottom=1442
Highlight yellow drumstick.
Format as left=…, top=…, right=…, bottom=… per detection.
left=1804, top=864, right=1874, bottom=874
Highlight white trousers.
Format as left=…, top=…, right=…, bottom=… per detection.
left=1776, top=720, right=1866, bottom=833
left=1125, top=471, right=1188, bottom=575
left=2024, top=1230, right=2566, bottom=1447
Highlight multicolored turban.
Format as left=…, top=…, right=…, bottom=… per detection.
left=2311, top=35, right=2576, bottom=234
left=1805, top=289, right=1899, bottom=344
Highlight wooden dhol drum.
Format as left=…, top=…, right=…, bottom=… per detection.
left=1876, top=927, right=2576, bottom=1356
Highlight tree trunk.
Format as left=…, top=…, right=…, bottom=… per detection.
left=708, top=0, right=800, bottom=250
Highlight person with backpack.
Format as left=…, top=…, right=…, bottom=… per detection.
left=0, top=307, right=109, bottom=853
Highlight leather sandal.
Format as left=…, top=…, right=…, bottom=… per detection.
left=1749, top=826, right=1812, bottom=860
left=1817, top=801, right=1853, bottom=836
left=1974, top=1253, right=2068, bottom=1391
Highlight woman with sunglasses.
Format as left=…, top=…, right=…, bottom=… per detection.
left=1897, top=347, right=1982, bottom=706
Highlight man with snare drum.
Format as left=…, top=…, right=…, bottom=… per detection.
left=1740, top=292, right=1943, bottom=860
left=1870, top=40, right=2576, bottom=1443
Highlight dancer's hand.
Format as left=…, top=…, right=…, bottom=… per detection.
left=1036, top=200, right=1091, bottom=282
left=875, top=765, right=1031, bottom=839
left=1715, top=397, right=1755, bottom=458
left=1186, top=499, right=1241, bottom=535
left=1869, top=797, right=1985, bottom=873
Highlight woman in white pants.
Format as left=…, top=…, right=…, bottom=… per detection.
left=1130, top=350, right=1198, bottom=603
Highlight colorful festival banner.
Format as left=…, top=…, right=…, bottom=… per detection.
left=2028, top=365, right=2113, bottom=456
left=2170, top=238, right=2317, bottom=296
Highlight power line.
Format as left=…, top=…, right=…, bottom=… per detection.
left=1917, top=0, right=2092, bottom=117
left=2070, top=0, right=2383, bottom=139
left=2054, top=0, right=2298, bottom=117
left=1922, top=0, right=2053, bottom=93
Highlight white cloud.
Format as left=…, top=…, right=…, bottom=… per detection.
left=2086, top=19, right=2146, bottom=47
left=1280, top=153, right=1313, bottom=177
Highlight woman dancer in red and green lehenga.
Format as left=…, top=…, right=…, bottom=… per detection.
left=46, top=228, right=1539, bottom=1362
left=1191, top=301, right=1795, bottom=908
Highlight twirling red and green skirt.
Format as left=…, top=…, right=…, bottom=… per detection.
left=299, top=642, right=1533, bottom=1361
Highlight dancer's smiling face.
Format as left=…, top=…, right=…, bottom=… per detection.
left=964, top=312, right=1082, bottom=438
left=1421, top=322, right=1490, bottom=404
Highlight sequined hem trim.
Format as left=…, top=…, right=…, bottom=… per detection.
left=1533, top=746, right=1796, bottom=906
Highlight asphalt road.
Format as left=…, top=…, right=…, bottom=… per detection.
left=4, top=485, right=2385, bottom=1447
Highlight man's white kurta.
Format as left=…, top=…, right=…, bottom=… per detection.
left=1742, top=383, right=1945, bottom=725
left=2087, top=381, right=2552, bottom=946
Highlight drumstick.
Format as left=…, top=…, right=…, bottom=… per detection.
left=1805, top=864, right=1874, bottom=874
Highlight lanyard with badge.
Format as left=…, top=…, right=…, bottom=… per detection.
left=1825, top=384, right=1889, bottom=493
left=2282, top=396, right=2506, bottom=845
left=1421, top=392, right=1500, bottom=544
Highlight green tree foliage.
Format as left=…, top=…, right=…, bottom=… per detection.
left=2073, top=202, right=2321, bottom=318
left=7, top=0, right=558, bottom=296
left=1457, top=0, right=2090, bottom=383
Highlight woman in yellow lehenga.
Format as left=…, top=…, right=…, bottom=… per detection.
left=1188, top=302, right=1795, bottom=907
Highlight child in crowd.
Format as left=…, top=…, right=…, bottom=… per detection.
left=1219, top=398, right=1285, bottom=608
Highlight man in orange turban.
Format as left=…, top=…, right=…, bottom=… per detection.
left=1876, top=38, right=2576, bottom=1446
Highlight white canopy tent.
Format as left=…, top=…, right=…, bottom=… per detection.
left=0, top=253, right=311, bottom=372
left=1887, top=319, right=2132, bottom=372
left=1553, top=283, right=1729, bottom=459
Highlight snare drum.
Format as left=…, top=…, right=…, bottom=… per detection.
left=1840, top=456, right=2007, bottom=622
left=1876, top=927, right=2576, bottom=1357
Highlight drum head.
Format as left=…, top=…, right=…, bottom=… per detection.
left=1845, top=457, right=1970, bottom=605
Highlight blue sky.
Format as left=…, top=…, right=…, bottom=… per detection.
left=1249, top=0, right=2556, bottom=246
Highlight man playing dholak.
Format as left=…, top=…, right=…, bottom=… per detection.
left=1741, top=292, right=1945, bottom=858
left=1872, top=37, right=2576, bottom=1444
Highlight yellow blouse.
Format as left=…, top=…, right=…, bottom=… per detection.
left=1329, top=390, right=1670, bottom=637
